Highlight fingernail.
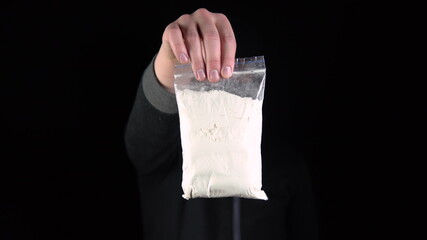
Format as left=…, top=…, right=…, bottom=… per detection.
left=179, top=53, right=189, bottom=63
left=209, top=70, right=220, bottom=81
left=196, top=69, right=206, bottom=80
left=222, top=66, right=232, bottom=78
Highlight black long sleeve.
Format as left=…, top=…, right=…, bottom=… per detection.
left=124, top=56, right=181, bottom=176
left=124, top=56, right=187, bottom=240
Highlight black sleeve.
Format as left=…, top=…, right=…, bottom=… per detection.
left=124, top=55, right=181, bottom=176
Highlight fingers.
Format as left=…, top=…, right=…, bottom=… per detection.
left=178, top=15, right=207, bottom=81
left=187, top=32, right=207, bottom=81
left=215, top=13, right=237, bottom=79
left=164, top=8, right=236, bottom=82
left=163, top=22, right=190, bottom=64
left=196, top=13, right=221, bottom=81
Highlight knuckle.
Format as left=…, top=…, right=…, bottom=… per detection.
left=222, top=32, right=236, bottom=43
left=178, top=14, right=191, bottom=22
left=165, top=23, right=179, bottom=37
left=195, top=8, right=210, bottom=16
left=215, top=13, right=227, bottom=21
left=204, top=30, right=220, bottom=41
left=194, top=8, right=216, bottom=22
left=166, top=22, right=179, bottom=30
left=185, top=31, right=199, bottom=43
left=192, top=60, right=205, bottom=70
left=174, top=41, right=186, bottom=50
left=207, top=58, right=221, bottom=67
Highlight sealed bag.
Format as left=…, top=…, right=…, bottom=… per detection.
left=174, top=56, right=268, bottom=200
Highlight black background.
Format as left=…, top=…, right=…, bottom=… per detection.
left=1, top=0, right=414, bottom=239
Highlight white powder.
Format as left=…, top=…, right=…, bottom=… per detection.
left=176, top=89, right=268, bottom=200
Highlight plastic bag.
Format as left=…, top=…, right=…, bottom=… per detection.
left=174, top=56, right=268, bottom=200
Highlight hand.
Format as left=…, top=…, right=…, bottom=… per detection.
left=154, top=8, right=237, bottom=92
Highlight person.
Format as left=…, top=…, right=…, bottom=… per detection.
left=124, top=8, right=318, bottom=240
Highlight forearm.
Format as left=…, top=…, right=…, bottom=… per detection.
left=124, top=55, right=181, bottom=176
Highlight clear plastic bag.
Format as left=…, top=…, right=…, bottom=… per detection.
left=174, top=56, right=268, bottom=200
